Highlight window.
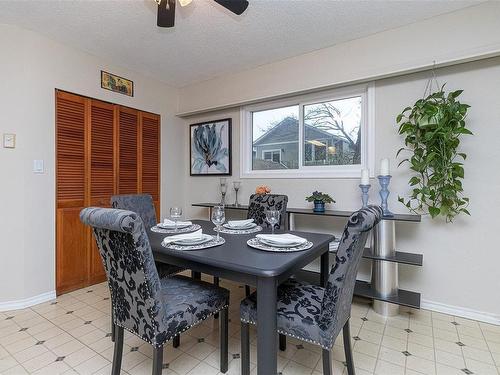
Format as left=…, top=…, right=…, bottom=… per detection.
left=251, top=105, right=298, bottom=170
left=303, top=96, right=362, bottom=167
left=263, top=150, right=281, bottom=163
left=241, top=84, right=374, bottom=178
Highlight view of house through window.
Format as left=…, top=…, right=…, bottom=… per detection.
left=304, top=96, right=362, bottom=166
left=252, top=105, right=299, bottom=170
left=250, top=95, right=363, bottom=171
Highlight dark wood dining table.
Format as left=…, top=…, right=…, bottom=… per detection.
left=148, top=220, right=334, bottom=375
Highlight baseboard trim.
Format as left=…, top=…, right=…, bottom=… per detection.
left=422, top=299, right=500, bottom=325
left=0, top=291, right=56, bottom=312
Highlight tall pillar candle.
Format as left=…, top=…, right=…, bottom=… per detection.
left=361, top=169, right=370, bottom=185
left=380, top=158, right=390, bottom=176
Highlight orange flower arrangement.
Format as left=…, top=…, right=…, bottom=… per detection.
left=255, top=185, right=271, bottom=195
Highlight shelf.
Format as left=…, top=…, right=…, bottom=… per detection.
left=354, top=280, right=421, bottom=309
left=295, top=270, right=421, bottom=309
left=192, top=203, right=421, bottom=222
left=329, top=247, right=423, bottom=266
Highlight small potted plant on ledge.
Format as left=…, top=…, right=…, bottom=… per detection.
left=305, top=191, right=335, bottom=213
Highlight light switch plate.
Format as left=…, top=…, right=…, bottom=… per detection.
left=3, top=133, right=16, bottom=148
left=33, top=159, right=44, bottom=174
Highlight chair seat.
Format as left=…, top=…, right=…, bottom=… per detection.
left=240, top=279, right=331, bottom=349
left=156, top=262, right=184, bottom=278
left=160, top=275, right=229, bottom=339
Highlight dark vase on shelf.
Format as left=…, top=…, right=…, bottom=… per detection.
left=313, top=200, right=325, bottom=213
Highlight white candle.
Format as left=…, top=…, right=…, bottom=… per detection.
left=380, top=158, right=390, bottom=176
left=361, top=169, right=370, bottom=185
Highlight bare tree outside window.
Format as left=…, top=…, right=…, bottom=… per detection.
left=303, top=97, right=362, bottom=166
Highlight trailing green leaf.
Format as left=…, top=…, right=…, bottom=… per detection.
left=396, top=85, right=472, bottom=222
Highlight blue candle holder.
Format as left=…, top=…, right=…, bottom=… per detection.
left=378, top=175, right=394, bottom=217
left=359, top=184, right=371, bottom=208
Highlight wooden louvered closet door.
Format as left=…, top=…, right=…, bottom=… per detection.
left=118, top=107, right=139, bottom=195
left=56, top=90, right=161, bottom=294
left=56, top=92, right=88, bottom=294
left=140, top=112, right=161, bottom=218
left=88, top=100, right=115, bottom=284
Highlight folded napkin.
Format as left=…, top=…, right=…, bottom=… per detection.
left=227, top=219, right=254, bottom=227
left=256, top=233, right=307, bottom=245
left=162, top=229, right=203, bottom=244
left=161, top=218, right=193, bottom=227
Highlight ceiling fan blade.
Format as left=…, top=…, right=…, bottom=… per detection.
left=157, top=0, right=175, bottom=28
left=213, top=0, right=249, bottom=15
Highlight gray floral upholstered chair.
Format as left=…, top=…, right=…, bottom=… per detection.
left=110, top=194, right=185, bottom=347
left=81, top=207, right=229, bottom=375
left=240, top=205, right=382, bottom=375
left=247, top=193, right=288, bottom=230
left=245, top=193, right=290, bottom=349
left=111, top=194, right=184, bottom=279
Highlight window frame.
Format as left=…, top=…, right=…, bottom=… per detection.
left=240, top=83, right=375, bottom=179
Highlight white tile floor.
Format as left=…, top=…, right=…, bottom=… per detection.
left=0, top=274, right=499, bottom=375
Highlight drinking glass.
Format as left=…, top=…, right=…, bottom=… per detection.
left=233, top=181, right=241, bottom=206
left=220, top=178, right=227, bottom=206
left=266, top=210, right=280, bottom=234
left=211, top=205, right=225, bottom=241
left=170, top=207, right=182, bottom=232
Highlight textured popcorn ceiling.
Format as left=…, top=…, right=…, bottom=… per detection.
left=0, top=0, right=481, bottom=87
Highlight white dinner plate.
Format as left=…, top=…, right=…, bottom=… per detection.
left=223, top=222, right=257, bottom=230
left=157, top=222, right=191, bottom=229
left=258, top=238, right=306, bottom=248
left=173, top=234, right=213, bottom=246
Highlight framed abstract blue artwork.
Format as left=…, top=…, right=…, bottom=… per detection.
left=190, top=118, right=232, bottom=176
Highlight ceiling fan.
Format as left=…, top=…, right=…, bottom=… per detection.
left=154, top=0, right=249, bottom=28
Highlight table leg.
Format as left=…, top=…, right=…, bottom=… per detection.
left=208, top=207, right=212, bottom=221
left=320, top=250, right=329, bottom=287
left=257, top=277, right=278, bottom=375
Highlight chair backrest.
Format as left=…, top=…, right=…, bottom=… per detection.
left=80, top=207, right=166, bottom=346
left=247, top=194, right=288, bottom=229
left=318, top=205, right=382, bottom=347
left=111, top=194, right=157, bottom=229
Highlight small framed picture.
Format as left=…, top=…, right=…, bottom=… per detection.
left=190, top=118, right=232, bottom=176
left=101, top=70, right=134, bottom=97
left=3, top=133, right=16, bottom=148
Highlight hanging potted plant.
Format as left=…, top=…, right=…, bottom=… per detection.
left=396, top=85, right=472, bottom=222
left=305, top=191, right=335, bottom=213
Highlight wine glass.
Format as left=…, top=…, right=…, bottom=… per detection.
left=220, top=178, right=227, bottom=206
left=233, top=181, right=241, bottom=206
left=266, top=210, right=280, bottom=235
left=211, top=205, right=225, bottom=241
left=170, top=207, right=182, bottom=232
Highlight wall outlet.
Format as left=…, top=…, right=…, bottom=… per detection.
left=33, top=160, right=44, bottom=174
left=3, top=133, right=16, bottom=148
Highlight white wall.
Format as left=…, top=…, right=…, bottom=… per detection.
left=0, top=23, right=185, bottom=307
left=178, top=2, right=500, bottom=115
left=182, top=57, right=500, bottom=323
